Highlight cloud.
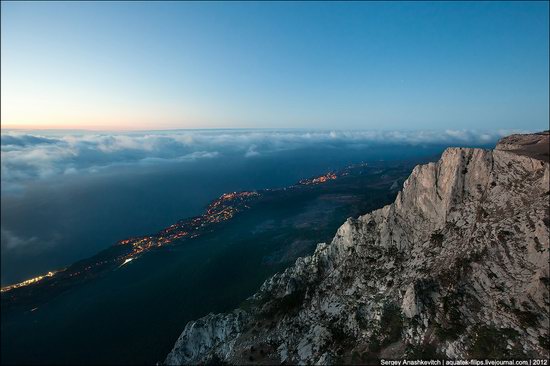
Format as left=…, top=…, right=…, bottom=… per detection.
left=0, top=132, right=223, bottom=193
left=138, top=151, right=219, bottom=164
left=1, top=228, right=38, bottom=250
left=245, top=145, right=260, bottom=157
left=0, top=128, right=525, bottom=193
left=1, top=134, right=58, bottom=147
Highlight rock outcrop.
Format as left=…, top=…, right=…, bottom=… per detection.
left=166, top=133, right=550, bottom=364
left=496, top=130, right=549, bottom=162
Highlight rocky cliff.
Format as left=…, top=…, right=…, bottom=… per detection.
left=165, top=133, right=550, bottom=364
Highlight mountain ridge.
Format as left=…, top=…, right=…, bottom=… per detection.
left=165, top=132, right=550, bottom=364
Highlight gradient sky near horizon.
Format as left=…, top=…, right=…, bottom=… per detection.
left=1, top=1, right=549, bottom=131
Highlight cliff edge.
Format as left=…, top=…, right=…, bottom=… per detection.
left=166, top=132, right=550, bottom=364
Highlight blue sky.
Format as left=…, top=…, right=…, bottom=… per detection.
left=1, top=1, right=548, bottom=130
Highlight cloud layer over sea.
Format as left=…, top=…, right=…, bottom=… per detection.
left=1, top=129, right=520, bottom=194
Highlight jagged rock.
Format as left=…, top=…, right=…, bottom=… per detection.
left=165, top=132, right=550, bottom=365
left=165, top=310, right=249, bottom=365
left=401, top=285, right=419, bottom=318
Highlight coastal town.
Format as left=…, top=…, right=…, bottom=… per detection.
left=1, top=166, right=364, bottom=297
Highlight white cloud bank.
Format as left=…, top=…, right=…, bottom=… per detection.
left=0, top=129, right=524, bottom=193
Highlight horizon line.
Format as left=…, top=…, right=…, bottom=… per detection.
left=0, top=126, right=536, bottom=134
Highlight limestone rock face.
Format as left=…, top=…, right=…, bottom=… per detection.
left=165, top=133, right=550, bottom=365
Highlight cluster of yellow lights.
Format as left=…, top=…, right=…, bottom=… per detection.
left=1, top=189, right=288, bottom=294
left=1, top=271, right=59, bottom=293
left=299, top=172, right=338, bottom=185
left=1, top=164, right=370, bottom=296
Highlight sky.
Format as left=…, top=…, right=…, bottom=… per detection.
left=1, top=1, right=549, bottom=130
